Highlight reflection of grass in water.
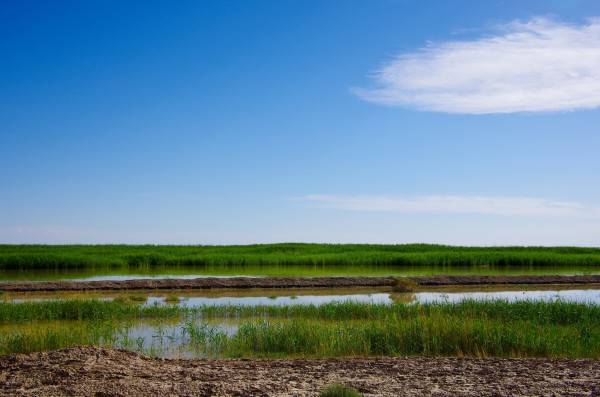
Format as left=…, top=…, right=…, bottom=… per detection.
left=164, top=296, right=180, bottom=304
left=3, top=264, right=600, bottom=282
left=389, top=293, right=416, bottom=304
left=113, top=294, right=148, bottom=304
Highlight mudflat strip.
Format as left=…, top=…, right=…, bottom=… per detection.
left=1, top=346, right=599, bottom=397
left=1, top=275, right=600, bottom=292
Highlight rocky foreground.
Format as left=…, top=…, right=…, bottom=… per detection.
left=1, top=347, right=599, bottom=396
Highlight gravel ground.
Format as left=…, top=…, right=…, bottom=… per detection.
left=1, top=347, right=599, bottom=397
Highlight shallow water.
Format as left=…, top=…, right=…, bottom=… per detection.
left=158, top=289, right=600, bottom=306
left=3, top=286, right=600, bottom=359
left=414, top=288, right=600, bottom=304
left=4, top=286, right=600, bottom=305
left=114, top=318, right=236, bottom=359
left=73, top=288, right=600, bottom=359
left=2, top=264, right=599, bottom=282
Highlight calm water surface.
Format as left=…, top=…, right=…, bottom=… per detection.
left=4, top=285, right=600, bottom=359
left=2, top=264, right=600, bottom=282
left=81, top=288, right=600, bottom=358
left=4, top=286, right=600, bottom=305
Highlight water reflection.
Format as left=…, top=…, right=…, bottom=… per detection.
left=147, top=293, right=393, bottom=307
left=116, top=319, right=236, bottom=359
left=143, top=289, right=600, bottom=306
left=415, top=289, right=600, bottom=304
left=3, top=264, right=600, bottom=282
left=95, top=288, right=600, bottom=359
left=3, top=287, right=600, bottom=305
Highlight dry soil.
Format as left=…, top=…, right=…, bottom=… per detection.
left=1, top=346, right=599, bottom=397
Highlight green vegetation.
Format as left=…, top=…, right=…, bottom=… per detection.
left=0, top=299, right=181, bottom=322
left=1, top=299, right=599, bottom=358
left=320, top=384, right=363, bottom=397
left=1, top=244, right=600, bottom=271
left=392, top=276, right=419, bottom=292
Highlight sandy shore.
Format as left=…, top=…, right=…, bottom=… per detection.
left=1, top=346, right=599, bottom=396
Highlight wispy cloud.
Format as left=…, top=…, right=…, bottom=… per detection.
left=297, top=194, right=595, bottom=217
left=355, top=17, right=600, bottom=114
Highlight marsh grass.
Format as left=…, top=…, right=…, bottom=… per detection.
left=3, top=298, right=598, bottom=326
left=0, top=299, right=182, bottom=322
left=1, top=299, right=599, bottom=358
left=2, top=244, right=600, bottom=270
left=226, top=315, right=598, bottom=358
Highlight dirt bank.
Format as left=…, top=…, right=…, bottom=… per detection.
left=2, top=275, right=600, bottom=292
left=1, top=347, right=599, bottom=397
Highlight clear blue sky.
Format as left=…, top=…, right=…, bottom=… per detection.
left=1, top=0, right=599, bottom=245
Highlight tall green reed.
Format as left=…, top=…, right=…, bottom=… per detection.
left=2, top=300, right=599, bottom=358
left=2, top=243, right=600, bottom=270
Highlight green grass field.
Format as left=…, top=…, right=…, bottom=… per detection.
left=2, top=243, right=600, bottom=270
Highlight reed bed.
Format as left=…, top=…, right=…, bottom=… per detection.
left=0, top=299, right=182, bottom=322
left=1, top=300, right=599, bottom=358
left=170, top=299, right=600, bottom=327
left=2, top=243, right=600, bottom=270
left=227, top=316, right=598, bottom=358
left=4, top=299, right=597, bottom=324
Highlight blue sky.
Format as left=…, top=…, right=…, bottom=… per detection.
left=1, top=0, right=599, bottom=245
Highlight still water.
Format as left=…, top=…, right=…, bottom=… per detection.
left=71, top=288, right=600, bottom=359
left=4, top=286, right=600, bottom=305
left=4, top=286, right=599, bottom=359
left=2, top=264, right=599, bottom=282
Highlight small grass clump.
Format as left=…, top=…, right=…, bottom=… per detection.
left=319, top=384, right=363, bottom=397
left=392, top=277, right=418, bottom=292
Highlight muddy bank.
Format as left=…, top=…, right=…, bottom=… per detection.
left=2, top=275, right=600, bottom=292
left=1, top=347, right=598, bottom=397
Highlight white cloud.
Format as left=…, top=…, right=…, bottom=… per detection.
left=298, top=194, right=594, bottom=217
left=355, top=17, right=600, bottom=114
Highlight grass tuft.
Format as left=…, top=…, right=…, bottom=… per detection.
left=392, top=277, right=418, bottom=292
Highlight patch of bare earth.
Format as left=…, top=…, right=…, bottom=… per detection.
left=1, top=347, right=599, bottom=396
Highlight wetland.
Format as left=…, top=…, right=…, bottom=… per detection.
left=2, top=244, right=600, bottom=396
